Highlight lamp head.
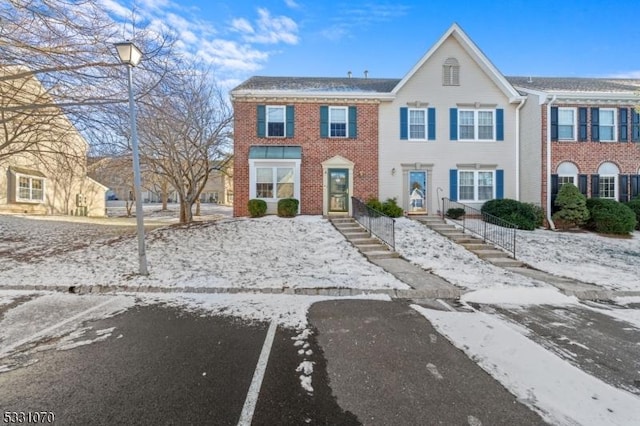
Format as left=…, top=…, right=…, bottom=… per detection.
left=114, top=41, right=142, bottom=67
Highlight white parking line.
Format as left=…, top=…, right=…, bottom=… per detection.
left=237, top=320, right=277, bottom=426
left=0, top=297, right=118, bottom=358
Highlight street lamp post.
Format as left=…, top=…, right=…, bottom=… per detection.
left=115, top=41, right=148, bottom=275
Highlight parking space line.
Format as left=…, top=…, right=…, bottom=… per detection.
left=0, top=297, right=118, bottom=358
left=237, top=320, right=277, bottom=426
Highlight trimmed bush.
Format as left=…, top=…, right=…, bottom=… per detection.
left=277, top=198, right=299, bottom=217
left=446, top=207, right=465, bottom=219
left=552, top=183, right=589, bottom=229
left=585, top=198, right=637, bottom=235
left=480, top=198, right=538, bottom=230
left=526, top=203, right=545, bottom=228
left=247, top=199, right=267, bottom=218
left=366, top=197, right=404, bottom=218
left=625, top=199, right=640, bottom=230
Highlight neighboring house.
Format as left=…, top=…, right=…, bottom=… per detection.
left=0, top=67, right=107, bottom=216
left=507, top=77, right=640, bottom=221
left=231, top=77, right=391, bottom=216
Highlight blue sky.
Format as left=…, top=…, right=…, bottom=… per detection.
left=103, top=0, right=640, bottom=87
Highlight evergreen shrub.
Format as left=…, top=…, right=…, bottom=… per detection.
left=277, top=198, right=299, bottom=217
left=480, top=199, right=538, bottom=230
left=248, top=199, right=267, bottom=217
left=585, top=198, right=637, bottom=235
left=625, top=198, right=640, bottom=230
left=552, top=183, right=589, bottom=229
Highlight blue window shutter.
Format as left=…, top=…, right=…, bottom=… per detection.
left=633, top=110, right=640, bottom=142
left=496, top=169, right=504, bottom=199
left=591, top=174, right=600, bottom=197
left=631, top=175, right=640, bottom=198
left=578, top=107, right=588, bottom=141
left=551, top=174, right=559, bottom=212
left=578, top=174, right=588, bottom=196
left=449, top=169, right=458, bottom=201
left=496, top=109, right=504, bottom=141
left=550, top=107, right=558, bottom=140
left=428, top=108, right=436, bottom=140
left=619, top=108, right=628, bottom=142
left=257, top=105, right=266, bottom=137
left=348, top=106, right=357, bottom=138
left=591, top=108, right=600, bottom=142
left=620, top=174, right=629, bottom=202
left=286, top=105, right=295, bottom=138
left=400, top=107, right=408, bottom=140
left=320, top=106, right=329, bottom=138
left=449, top=108, right=458, bottom=141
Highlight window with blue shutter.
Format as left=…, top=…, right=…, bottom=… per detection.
left=428, top=108, right=436, bottom=140
left=619, top=108, right=628, bottom=142
left=320, top=106, right=329, bottom=138
left=496, top=109, right=504, bottom=141
left=257, top=105, right=266, bottom=138
left=400, top=107, right=408, bottom=140
left=496, top=169, right=504, bottom=198
left=633, top=110, right=640, bottom=142
left=449, top=108, right=458, bottom=141
left=578, top=107, right=588, bottom=141
left=591, top=174, right=600, bottom=197
left=449, top=169, right=458, bottom=200
left=550, top=107, right=558, bottom=141
left=591, top=108, right=600, bottom=142
left=286, top=105, right=295, bottom=138
left=619, top=174, right=629, bottom=202
left=348, top=106, right=357, bottom=138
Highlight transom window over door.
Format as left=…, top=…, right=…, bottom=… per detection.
left=329, top=107, right=347, bottom=138
left=558, top=108, right=576, bottom=140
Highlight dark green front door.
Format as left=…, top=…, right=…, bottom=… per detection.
left=328, top=169, right=349, bottom=213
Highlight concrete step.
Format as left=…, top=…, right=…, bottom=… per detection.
left=485, top=257, right=525, bottom=268
left=342, top=231, right=370, bottom=239
left=349, top=237, right=380, bottom=245
left=460, top=243, right=494, bottom=251
left=473, top=249, right=510, bottom=259
left=364, top=251, right=401, bottom=260
left=355, top=244, right=388, bottom=252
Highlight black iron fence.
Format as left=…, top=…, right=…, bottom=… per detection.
left=351, top=197, right=395, bottom=250
left=441, top=198, right=517, bottom=258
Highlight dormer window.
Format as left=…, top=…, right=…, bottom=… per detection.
left=443, top=58, right=459, bottom=86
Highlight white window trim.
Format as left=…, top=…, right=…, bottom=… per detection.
left=408, top=108, right=428, bottom=141
left=557, top=107, right=577, bottom=141
left=15, top=173, right=45, bottom=203
left=558, top=174, right=577, bottom=188
left=329, top=106, right=349, bottom=139
left=458, top=109, right=496, bottom=142
left=249, top=159, right=301, bottom=203
left=599, top=174, right=618, bottom=200
left=266, top=105, right=286, bottom=138
left=458, top=170, right=496, bottom=202
left=599, top=108, right=617, bottom=142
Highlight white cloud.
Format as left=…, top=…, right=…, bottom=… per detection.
left=99, top=0, right=131, bottom=19
left=231, top=18, right=255, bottom=35
left=284, top=0, right=300, bottom=9
left=243, top=8, right=299, bottom=45
left=608, top=70, right=640, bottom=79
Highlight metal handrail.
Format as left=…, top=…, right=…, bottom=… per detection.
left=351, top=197, right=395, bottom=250
left=441, top=198, right=517, bottom=258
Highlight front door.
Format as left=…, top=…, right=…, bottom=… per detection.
left=408, top=171, right=427, bottom=214
left=328, top=168, right=349, bottom=213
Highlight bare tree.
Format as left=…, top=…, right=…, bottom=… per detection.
left=138, top=66, right=233, bottom=223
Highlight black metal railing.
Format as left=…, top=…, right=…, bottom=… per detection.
left=441, top=198, right=517, bottom=258
left=351, top=197, right=395, bottom=250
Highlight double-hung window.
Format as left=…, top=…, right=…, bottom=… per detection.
left=458, top=170, right=495, bottom=202
left=599, top=108, right=616, bottom=142
left=599, top=176, right=616, bottom=199
left=329, top=107, right=347, bottom=138
left=266, top=106, right=285, bottom=137
left=459, top=109, right=494, bottom=141
left=558, top=108, right=576, bottom=140
left=409, top=109, right=427, bottom=140
left=255, top=167, right=295, bottom=199
left=17, top=175, right=44, bottom=202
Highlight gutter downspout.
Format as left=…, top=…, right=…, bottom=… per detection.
left=546, top=95, right=557, bottom=230
left=515, top=98, right=526, bottom=201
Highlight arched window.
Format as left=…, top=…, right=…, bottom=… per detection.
left=556, top=162, right=578, bottom=188
left=597, top=162, right=619, bottom=199
left=443, top=58, right=459, bottom=86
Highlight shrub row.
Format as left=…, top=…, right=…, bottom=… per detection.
left=247, top=198, right=299, bottom=218
left=480, top=199, right=540, bottom=230
left=365, top=197, right=404, bottom=217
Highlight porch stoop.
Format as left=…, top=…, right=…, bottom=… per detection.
left=330, top=217, right=400, bottom=260
left=412, top=215, right=524, bottom=268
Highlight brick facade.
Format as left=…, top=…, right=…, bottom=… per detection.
left=232, top=99, right=379, bottom=217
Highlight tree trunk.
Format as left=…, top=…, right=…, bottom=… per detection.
left=161, top=187, right=168, bottom=210
left=195, top=199, right=201, bottom=216
left=179, top=199, right=193, bottom=224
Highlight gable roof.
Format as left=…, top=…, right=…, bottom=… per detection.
left=507, top=76, right=640, bottom=103
left=230, top=76, right=399, bottom=100
left=392, top=23, right=523, bottom=103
